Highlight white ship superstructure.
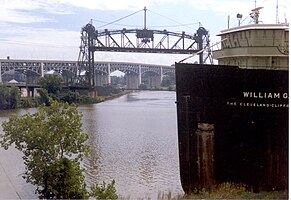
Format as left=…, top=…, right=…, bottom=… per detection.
left=213, top=7, right=289, bottom=70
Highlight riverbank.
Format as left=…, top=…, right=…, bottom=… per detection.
left=181, top=182, right=288, bottom=199
left=96, top=90, right=131, bottom=103
left=0, top=146, right=37, bottom=199
left=0, top=90, right=131, bottom=111
left=0, top=159, right=21, bottom=199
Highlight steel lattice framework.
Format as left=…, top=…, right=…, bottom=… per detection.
left=78, top=23, right=212, bottom=87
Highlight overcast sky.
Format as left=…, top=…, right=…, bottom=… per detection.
left=0, top=0, right=289, bottom=65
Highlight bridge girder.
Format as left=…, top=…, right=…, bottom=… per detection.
left=0, top=60, right=78, bottom=76
left=83, top=27, right=209, bottom=54
left=0, top=60, right=174, bottom=83
left=78, top=23, right=211, bottom=87
left=0, top=61, right=42, bottom=76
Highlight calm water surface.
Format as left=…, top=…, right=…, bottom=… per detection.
left=0, top=91, right=184, bottom=199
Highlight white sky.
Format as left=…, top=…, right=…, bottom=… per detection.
left=0, top=0, right=289, bottom=65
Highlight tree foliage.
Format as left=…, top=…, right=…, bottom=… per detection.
left=59, top=91, right=80, bottom=104
left=139, top=83, right=147, bottom=90
left=36, top=88, right=51, bottom=106
left=39, top=157, right=88, bottom=199
left=0, top=101, right=90, bottom=198
left=161, top=73, right=175, bottom=87
left=90, top=180, right=118, bottom=199
left=0, top=85, right=21, bottom=109
left=39, top=74, right=63, bottom=94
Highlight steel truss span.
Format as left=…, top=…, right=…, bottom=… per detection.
left=78, top=23, right=212, bottom=87
left=79, top=23, right=211, bottom=55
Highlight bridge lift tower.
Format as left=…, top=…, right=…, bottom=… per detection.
left=78, top=7, right=212, bottom=88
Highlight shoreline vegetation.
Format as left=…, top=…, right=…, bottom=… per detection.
left=0, top=85, right=175, bottom=110
left=0, top=83, right=175, bottom=111
left=120, top=183, right=288, bottom=199
left=131, top=183, right=288, bottom=199
left=1, top=72, right=176, bottom=110
left=0, top=83, right=131, bottom=110
left=180, top=183, right=288, bottom=199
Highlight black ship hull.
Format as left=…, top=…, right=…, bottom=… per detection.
left=175, top=63, right=288, bottom=193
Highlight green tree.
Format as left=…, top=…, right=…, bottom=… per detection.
left=0, top=84, right=10, bottom=109
left=39, top=74, right=63, bottom=94
left=138, top=83, right=147, bottom=90
left=8, top=86, right=20, bottom=109
left=60, top=91, right=80, bottom=104
left=161, top=73, right=175, bottom=88
left=90, top=180, right=118, bottom=199
left=37, top=88, right=51, bottom=106
left=0, top=101, right=90, bottom=198
left=0, top=85, right=20, bottom=109
left=161, top=79, right=171, bottom=87
left=40, top=157, right=88, bottom=199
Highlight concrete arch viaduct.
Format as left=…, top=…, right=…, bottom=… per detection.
left=0, top=59, right=175, bottom=89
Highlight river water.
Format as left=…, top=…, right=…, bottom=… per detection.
left=0, top=91, right=184, bottom=199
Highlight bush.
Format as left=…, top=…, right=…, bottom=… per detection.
left=39, top=157, right=88, bottom=199
left=59, top=91, right=80, bottom=104
left=0, top=85, right=20, bottom=109
left=184, top=182, right=288, bottom=199
left=90, top=180, right=118, bottom=199
left=36, top=88, right=51, bottom=106
left=138, top=84, right=147, bottom=90
left=20, top=98, right=34, bottom=108
left=39, top=74, right=63, bottom=94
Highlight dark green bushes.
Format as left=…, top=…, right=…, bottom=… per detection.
left=0, top=84, right=21, bottom=109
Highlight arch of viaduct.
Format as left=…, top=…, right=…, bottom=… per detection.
left=0, top=59, right=175, bottom=89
